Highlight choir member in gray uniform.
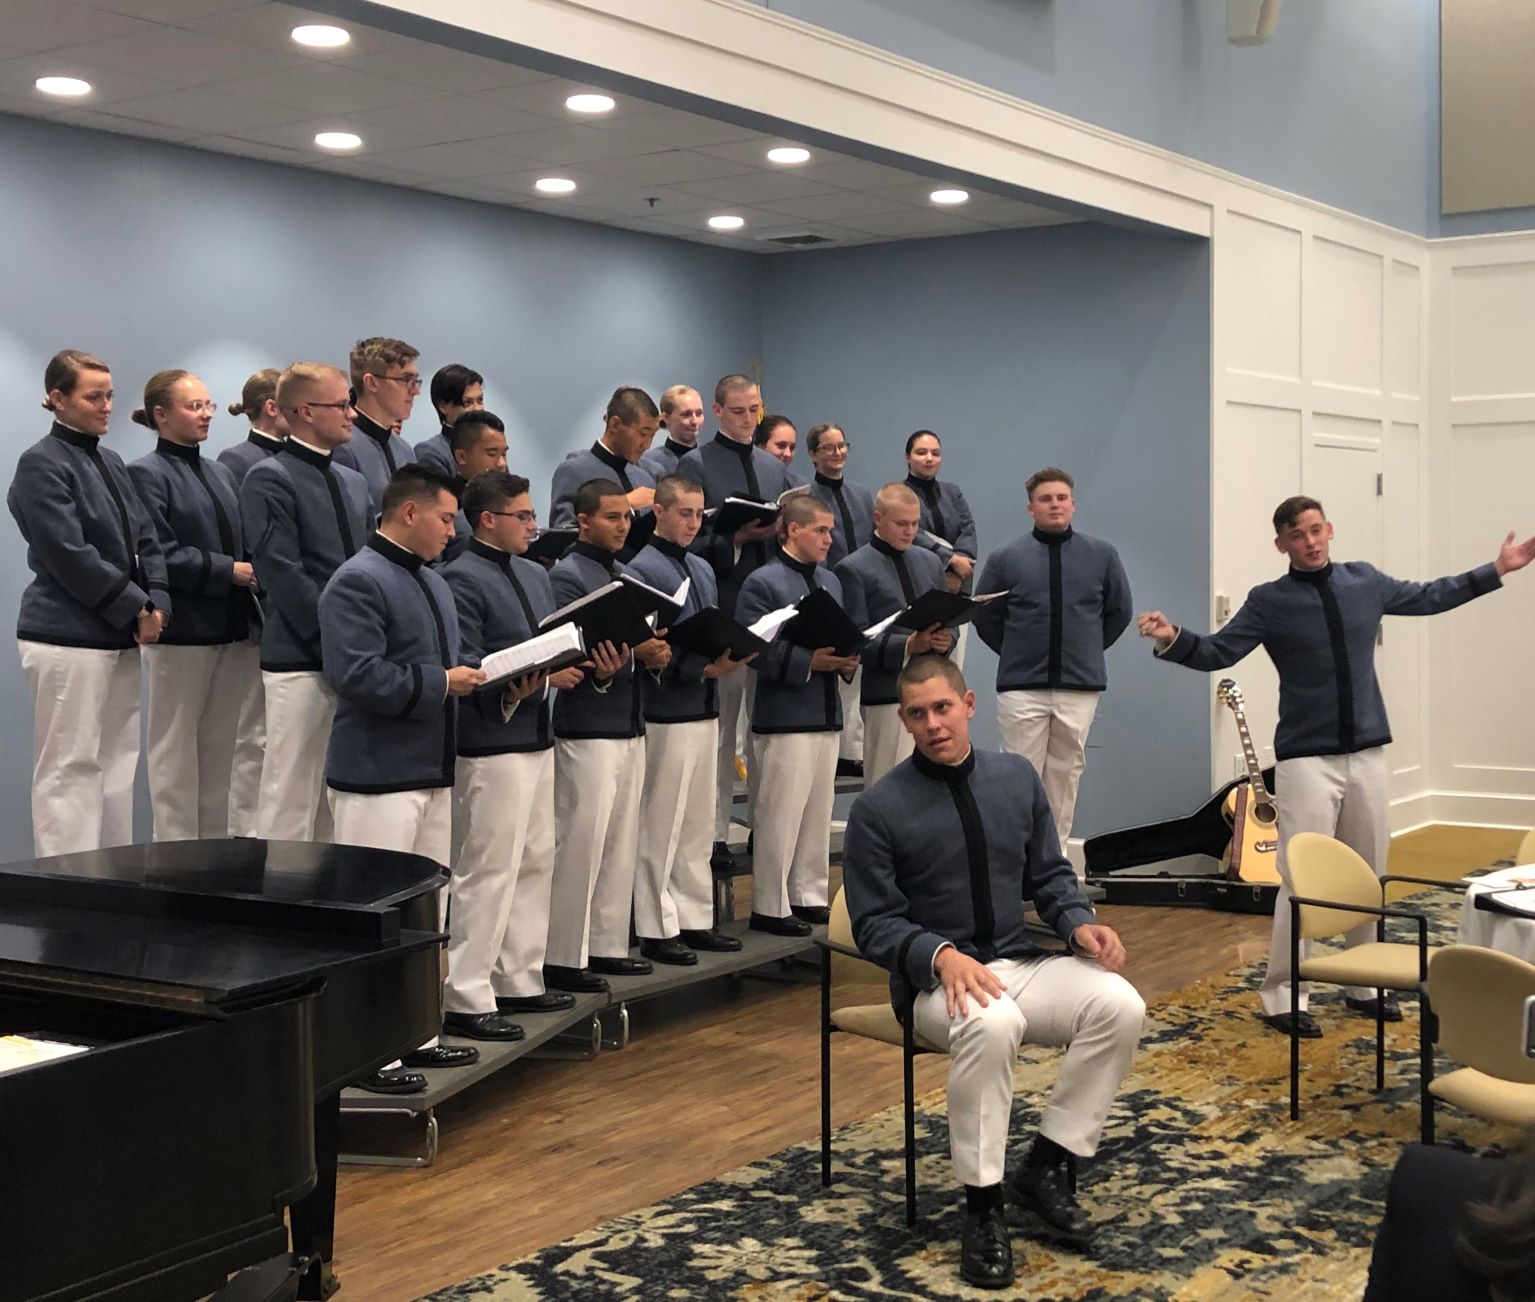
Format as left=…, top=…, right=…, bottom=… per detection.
left=333, top=336, right=420, bottom=515
left=240, top=362, right=370, bottom=843
left=415, top=362, right=484, bottom=478
left=677, top=374, right=788, bottom=871
left=443, top=472, right=584, bottom=1030
left=218, top=367, right=288, bottom=482
left=835, top=483, right=954, bottom=786
left=627, top=475, right=754, bottom=964
left=844, top=655, right=1143, bottom=1289
left=735, top=494, right=861, bottom=934
left=638, top=383, right=705, bottom=480
left=806, top=422, right=874, bottom=774
left=904, top=430, right=980, bottom=664
left=1141, top=495, right=1534, bottom=1037
left=320, top=463, right=485, bottom=1091
left=10, top=349, right=170, bottom=856
left=548, top=386, right=659, bottom=556
left=755, top=413, right=806, bottom=488
left=975, top=468, right=1132, bottom=867
left=217, top=367, right=289, bottom=834
left=443, top=411, right=509, bottom=562
left=127, top=369, right=259, bottom=841
left=545, top=480, right=672, bottom=991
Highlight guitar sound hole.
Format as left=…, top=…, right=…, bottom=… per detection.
left=1254, top=803, right=1278, bottom=825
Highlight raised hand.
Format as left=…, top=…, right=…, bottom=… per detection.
left=1137, top=610, right=1178, bottom=647
left=1494, top=530, right=1535, bottom=576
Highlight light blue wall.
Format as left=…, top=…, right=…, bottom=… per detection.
left=747, top=0, right=1436, bottom=235
left=760, top=223, right=1213, bottom=840
left=0, top=112, right=763, bottom=860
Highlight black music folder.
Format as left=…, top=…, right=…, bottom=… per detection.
left=881, top=588, right=1004, bottom=633
left=666, top=607, right=768, bottom=660
left=524, top=529, right=578, bottom=565
left=782, top=586, right=867, bottom=656
left=539, top=581, right=656, bottom=648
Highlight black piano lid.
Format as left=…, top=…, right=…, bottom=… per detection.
left=0, top=840, right=447, bottom=1014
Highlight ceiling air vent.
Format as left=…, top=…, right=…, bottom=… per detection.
left=760, top=231, right=836, bottom=247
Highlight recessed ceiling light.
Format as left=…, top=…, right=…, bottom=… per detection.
left=291, top=24, right=351, bottom=48
left=766, top=146, right=811, bottom=166
left=707, top=215, right=745, bottom=231
left=314, top=131, right=362, bottom=151
left=565, top=93, right=615, bottom=114
left=930, top=188, right=970, bottom=205
left=535, top=177, right=577, bottom=194
left=35, top=76, right=92, bottom=98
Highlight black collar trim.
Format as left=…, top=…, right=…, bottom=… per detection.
left=571, top=539, right=619, bottom=571
left=467, top=537, right=511, bottom=570
left=353, top=411, right=393, bottom=444
left=1289, top=562, right=1335, bottom=585
left=154, top=438, right=200, bottom=463
left=247, top=430, right=283, bottom=451
left=649, top=536, right=689, bottom=563
left=1032, top=525, right=1072, bottom=546
left=49, top=421, right=101, bottom=453
left=814, top=471, right=844, bottom=490
left=367, top=531, right=423, bottom=572
left=905, top=473, right=938, bottom=495
left=280, top=439, right=331, bottom=468
left=871, top=536, right=907, bottom=560
left=664, top=437, right=693, bottom=458
left=913, top=747, right=977, bottom=784
left=777, top=547, right=818, bottom=580
left=712, top=431, right=752, bottom=456
left=591, top=440, right=629, bottom=473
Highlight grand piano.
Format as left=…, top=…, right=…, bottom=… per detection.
left=0, top=839, right=446, bottom=1302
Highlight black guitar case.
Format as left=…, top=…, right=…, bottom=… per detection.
left=1083, top=768, right=1279, bottom=915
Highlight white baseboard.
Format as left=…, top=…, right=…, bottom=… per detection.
left=1426, top=790, right=1535, bottom=830
left=1389, top=790, right=1434, bottom=834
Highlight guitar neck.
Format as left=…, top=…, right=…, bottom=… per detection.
left=1232, top=710, right=1267, bottom=793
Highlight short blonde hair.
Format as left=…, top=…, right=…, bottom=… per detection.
left=277, top=362, right=347, bottom=412
left=659, top=384, right=699, bottom=416
left=349, top=336, right=419, bottom=390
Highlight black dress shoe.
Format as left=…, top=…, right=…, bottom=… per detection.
left=790, top=904, right=831, bottom=925
left=749, top=911, right=812, bottom=937
left=401, top=1044, right=480, bottom=1069
left=543, top=964, right=610, bottom=993
left=589, top=955, right=653, bottom=977
left=442, top=1011, right=525, bottom=1042
left=710, top=840, right=739, bottom=873
left=959, top=1203, right=1014, bottom=1289
left=1344, top=994, right=1403, bottom=1022
left=639, top=938, right=698, bottom=966
left=1262, top=1010, right=1322, bottom=1039
left=496, top=991, right=577, bottom=1013
left=1009, top=1162, right=1091, bottom=1244
left=355, top=1069, right=426, bottom=1095
left=835, top=758, right=864, bottom=779
left=681, top=928, right=744, bottom=952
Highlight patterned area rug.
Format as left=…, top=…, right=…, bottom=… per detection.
left=417, top=892, right=1499, bottom=1301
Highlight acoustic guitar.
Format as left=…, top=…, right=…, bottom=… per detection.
left=1215, top=678, right=1281, bottom=884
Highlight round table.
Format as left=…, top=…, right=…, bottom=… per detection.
left=1456, top=866, right=1535, bottom=964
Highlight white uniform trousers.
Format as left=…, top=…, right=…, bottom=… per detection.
left=331, top=785, right=453, bottom=1052
left=548, top=736, right=645, bottom=967
left=996, top=688, right=1101, bottom=856
left=861, top=702, right=914, bottom=788
left=256, top=670, right=335, bottom=842
left=445, top=749, right=556, bottom=1013
left=713, top=671, right=753, bottom=842
left=1260, top=746, right=1390, bottom=1016
left=837, top=669, right=864, bottom=762
left=18, top=640, right=141, bottom=857
left=635, top=720, right=718, bottom=939
left=949, top=622, right=969, bottom=670
left=226, top=644, right=265, bottom=838
left=750, top=730, right=839, bottom=917
left=914, top=954, right=1145, bottom=1187
left=143, top=641, right=257, bottom=841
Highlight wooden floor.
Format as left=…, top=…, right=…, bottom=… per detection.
left=330, top=824, right=1524, bottom=1302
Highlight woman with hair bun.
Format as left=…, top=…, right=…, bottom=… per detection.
left=127, top=369, right=259, bottom=841
left=8, top=349, right=171, bottom=855
left=218, top=367, right=288, bottom=484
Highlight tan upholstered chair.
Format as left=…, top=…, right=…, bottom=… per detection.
left=1424, top=944, right=1535, bottom=1142
left=815, top=886, right=1072, bottom=1226
left=1286, top=832, right=1458, bottom=1122
left=1516, top=827, right=1535, bottom=866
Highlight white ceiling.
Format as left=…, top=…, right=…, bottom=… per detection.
left=0, top=0, right=1077, bottom=252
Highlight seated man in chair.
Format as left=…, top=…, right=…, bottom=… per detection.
left=843, top=654, right=1144, bottom=1290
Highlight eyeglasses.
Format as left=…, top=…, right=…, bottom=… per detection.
left=381, top=373, right=423, bottom=393
left=182, top=401, right=219, bottom=416
left=304, top=400, right=354, bottom=412
left=488, top=510, right=537, bottom=525
left=820, top=442, right=850, bottom=454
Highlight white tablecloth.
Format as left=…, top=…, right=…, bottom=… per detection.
left=1456, top=864, right=1535, bottom=964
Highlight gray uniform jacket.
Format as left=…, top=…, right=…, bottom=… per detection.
left=217, top=430, right=284, bottom=485
left=807, top=473, right=874, bottom=568
left=549, top=441, right=656, bottom=533
left=844, top=747, right=1095, bottom=1015
left=736, top=550, right=845, bottom=735
left=240, top=440, right=370, bottom=672
left=974, top=527, right=1133, bottom=693
left=905, top=473, right=978, bottom=593
left=626, top=536, right=720, bottom=724
left=1158, top=559, right=1501, bottom=762
left=637, top=436, right=695, bottom=482
left=835, top=538, right=950, bottom=706
left=413, top=427, right=455, bottom=478
left=549, top=541, right=645, bottom=740
left=678, top=432, right=791, bottom=617
left=128, top=440, right=248, bottom=646
left=441, top=538, right=556, bottom=755
left=333, top=412, right=417, bottom=515
left=320, top=533, right=458, bottom=794
left=10, top=423, right=171, bottom=649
